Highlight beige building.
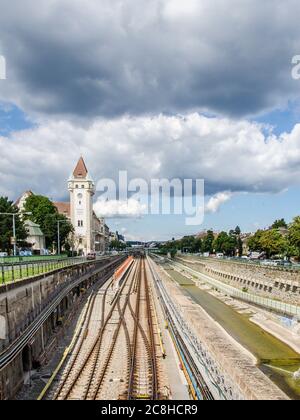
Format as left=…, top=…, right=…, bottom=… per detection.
left=59, top=157, right=110, bottom=255
left=16, top=158, right=110, bottom=256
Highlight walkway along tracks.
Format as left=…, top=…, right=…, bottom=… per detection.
left=147, top=256, right=233, bottom=400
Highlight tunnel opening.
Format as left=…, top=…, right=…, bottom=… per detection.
left=22, top=345, right=32, bottom=373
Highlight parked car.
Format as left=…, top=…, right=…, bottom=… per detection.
left=261, top=260, right=278, bottom=266
left=0, top=252, right=8, bottom=257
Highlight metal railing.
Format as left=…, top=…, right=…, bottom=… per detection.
left=147, top=256, right=243, bottom=400
left=173, top=260, right=300, bottom=319
left=0, top=257, right=87, bottom=285
left=181, top=253, right=300, bottom=273
left=0, top=257, right=125, bottom=370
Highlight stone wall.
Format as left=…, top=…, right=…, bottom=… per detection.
left=0, top=260, right=104, bottom=349
left=155, top=261, right=288, bottom=400
left=0, top=257, right=124, bottom=399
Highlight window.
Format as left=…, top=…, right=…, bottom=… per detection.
left=81, top=185, right=84, bottom=189
left=78, top=220, right=83, bottom=227
left=75, top=184, right=79, bottom=189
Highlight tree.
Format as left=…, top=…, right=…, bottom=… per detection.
left=272, top=219, right=288, bottom=229
left=248, top=230, right=264, bottom=252
left=202, top=230, right=215, bottom=253
left=289, top=216, right=300, bottom=258
left=181, top=236, right=196, bottom=252
left=194, top=237, right=203, bottom=253
left=24, top=194, right=73, bottom=250
left=213, top=231, right=237, bottom=256
left=0, top=197, right=27, bottom=254
left=213, top=232, right=228, bottom=254
left=237, top=237, right=243, bottom=257
left=235, top=226, right=241, bottom=236
left=110, top=240, right=126, bottom=251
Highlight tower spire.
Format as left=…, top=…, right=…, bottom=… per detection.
left=73, top=156, right=88, bottom=178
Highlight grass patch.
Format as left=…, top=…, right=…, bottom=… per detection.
left=1, top=261, right=71, bottom=284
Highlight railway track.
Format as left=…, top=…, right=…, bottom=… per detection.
left=52, top=257, right=162, bottom=400
left=53, top=275, right=114, bottom=400
left=127, top=258, right=159, bottom=400
left=54, top=260, right=137, bottom=400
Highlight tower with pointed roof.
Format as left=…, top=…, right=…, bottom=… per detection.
left=68, top=157, right=95, bottom=255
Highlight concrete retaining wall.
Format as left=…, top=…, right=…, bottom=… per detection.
left=0, top=257, right=124, bottom=399
left=156, top=261, right=288, bottom=400
left=178, top=258, right=300, bottom=305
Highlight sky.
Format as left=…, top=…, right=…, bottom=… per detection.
left=1, top=0, right=300, bottom=241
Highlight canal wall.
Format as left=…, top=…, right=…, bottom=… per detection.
left=177, top=258, right=300, bottom=306
left=155, top=261, right=289, bottom=400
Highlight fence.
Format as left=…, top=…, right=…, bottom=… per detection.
left=173, top=260, right=300, bottom=319
left=147, top=256, right=242, bottom=400
left=0, top=257, right=87, bottom=285
left=182, top=253, right=300, bottom=273
left=0, top=255, right=69, bottom=264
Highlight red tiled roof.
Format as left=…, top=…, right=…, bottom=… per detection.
left=54, top=202, right=71, bottom=217
left=73, top=157, right=88, bottom=178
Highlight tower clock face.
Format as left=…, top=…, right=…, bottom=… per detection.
left=77, top=193, right=83, bottom=199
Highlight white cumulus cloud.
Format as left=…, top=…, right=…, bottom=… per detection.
left=205, top=191, right=233, bottom=214
left=1, top=113, right=300, bottom=201
left=93, top=198, right=146, bottom=218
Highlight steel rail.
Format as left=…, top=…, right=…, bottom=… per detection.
left=143, top=259, right=159, bottom=400
left=147, top=256, right=221, bottom=400
left=56, top=259, right=137, bottom=400
left=127, top=258, right=158, bottom=400
left=0, top=258, right=123, bottom=372
left=53, top=273, right=114, bottom=399
left=89, top=262, right=139, bottom=400
left=128, top=259, right=142, bottom=399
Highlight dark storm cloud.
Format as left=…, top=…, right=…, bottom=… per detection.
left=0, top=0, right=300, bottom=119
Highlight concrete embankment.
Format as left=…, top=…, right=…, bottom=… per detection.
left=177, top=256, right=300, bottom=306
left=155, top=262, right=289, bottom=400
left=0, top=256, right=124, bottom=399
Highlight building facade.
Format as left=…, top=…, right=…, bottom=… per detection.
left=16, top=158, right=110, bottom=256
left=64, top=157, right=110, bottom=256
left=15, top=191, right=33, bottom=213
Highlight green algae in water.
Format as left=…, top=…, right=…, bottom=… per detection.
left=261, top=363, right=300, bottom=400
left=165, top=267, right=300, bottom=399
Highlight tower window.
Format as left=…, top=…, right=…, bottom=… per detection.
left=78, top=220, right=83, bottom=227
left=75, top=184, right=79, bottom=189
left=81, top=185, right=84, bottom=189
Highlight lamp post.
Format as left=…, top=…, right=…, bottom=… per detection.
left=0, top=212, right=32, bottom=256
